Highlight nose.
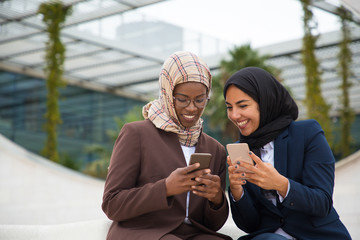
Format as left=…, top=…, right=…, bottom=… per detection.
left=185, top=100, right=198, bottom=112
left=228, top=108, right=241, bottom=121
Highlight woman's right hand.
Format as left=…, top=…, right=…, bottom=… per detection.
left=165, top=163, right=210, bottom=197
left=227, top=156, right=247, bottom=201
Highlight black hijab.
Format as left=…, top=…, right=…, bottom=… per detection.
left=223, top=67, right=298, bottom=152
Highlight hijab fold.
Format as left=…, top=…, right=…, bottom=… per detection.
left=223, top=67, right=298, bottom=152
left=143, top=51, right=211, bottom=147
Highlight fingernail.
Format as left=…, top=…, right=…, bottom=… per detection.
left=241, top=173, right=245, bottom=177
left=242, top=180, right=246, bottom=184
left=235, top=165, right=238, bottom=168
left=249, top=151, right=252, bottom=155
left=236, top=161, right=240, bottom=165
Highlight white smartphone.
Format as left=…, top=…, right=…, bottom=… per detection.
left=226, top=143, right=254, bottom=173
left=188, top=153, right=212, bottom=173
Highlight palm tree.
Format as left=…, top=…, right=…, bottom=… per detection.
left=205, top=44, right=281, bottom=141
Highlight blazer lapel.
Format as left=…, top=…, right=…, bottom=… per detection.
left=161, top=129, right=188, bottom=167
left=193, top=132, right=205, bottom=153
left=274, top=128, right=289, bottom=177
left=248, top=129, right=290, bottom=217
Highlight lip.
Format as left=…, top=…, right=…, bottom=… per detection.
left=236, top=120, right=248, bottom=129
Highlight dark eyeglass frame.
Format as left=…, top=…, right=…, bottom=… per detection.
left=173, top=96, right=209, bottom=108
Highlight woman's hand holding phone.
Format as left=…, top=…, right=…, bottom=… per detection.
left=192, top=173, right=223, bottom=207
left=226, top=143, right=254, bottom=201
left=165, top=163, right=210, bottom=197
left=187, top=153, right=223, bottom=206
left=227, top=156, right=246, bottom=201
left=165, top=153, right=211, bottom=197
left=227, top=147, right=289, bottom=199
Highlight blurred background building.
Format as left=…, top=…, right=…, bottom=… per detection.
left=1, top=0, right=359, bottom=166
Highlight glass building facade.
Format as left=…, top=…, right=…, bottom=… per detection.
left=0, top=70, right=147, bottom=166
left=0, top=70, right=226, bottom=168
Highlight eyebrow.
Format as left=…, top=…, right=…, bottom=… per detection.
left=225, top=99, right=249, bottom=105
left=174, top=93, right=207, bottom=98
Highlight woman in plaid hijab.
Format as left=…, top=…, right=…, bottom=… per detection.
left=143, top=51, right=211, bottom=146
left=102, top=51, right=231, bottom=240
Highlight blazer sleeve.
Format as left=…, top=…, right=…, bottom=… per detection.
left=229, top=186, right=261, bottom=233
left=102, top=123, right=172, bottom=222
left=281, top=120, right=335, bottom=217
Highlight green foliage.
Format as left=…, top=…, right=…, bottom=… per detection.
left=82, top=106, right=144, bottom=179
left=204, top=44, right=281, bottom=141
left=82, top=145, right=112, bottom=179
left=59, top=152, right=81, bottom=171
left=38, top=1, right=72, bottom=162
left=300, top=0, right=333, bottom=147
left=336, top=6, right=355, bottom=158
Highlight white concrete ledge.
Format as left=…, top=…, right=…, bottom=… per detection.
left=0, top=219, right=112, bottom=240
left=333, top=150, right=360, bottom=240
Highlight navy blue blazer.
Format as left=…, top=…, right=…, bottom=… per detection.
left=229, top=119, right=351, bottom=240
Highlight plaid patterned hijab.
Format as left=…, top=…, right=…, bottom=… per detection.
left=142, top=51, right=212, bottom=146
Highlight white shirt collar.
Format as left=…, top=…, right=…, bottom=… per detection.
left=261, top=141, right=274, bottom=151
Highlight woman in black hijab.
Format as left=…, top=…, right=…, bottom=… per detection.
left=224, top=67, right=351, bottom=240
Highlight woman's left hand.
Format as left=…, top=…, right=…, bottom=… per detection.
left=191, top=173, right=223, bottom=206
left=239, top=151, right=288, bottom=198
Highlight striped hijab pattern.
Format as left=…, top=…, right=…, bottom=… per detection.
left=142, top=51, right=212, bottom=146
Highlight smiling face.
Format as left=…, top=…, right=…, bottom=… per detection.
left=225, top=85, right=260, bottom=136
left=173, top=82, right=208, bottom=128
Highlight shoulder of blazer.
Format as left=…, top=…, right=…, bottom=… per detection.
left=122, top=119, right=181, bottom=142
left=276, top=119, right=323, bottom=142
left=122, top=119, right=159, bottom=133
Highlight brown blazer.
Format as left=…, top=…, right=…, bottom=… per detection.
left=102, top=119, right=229, bottom=240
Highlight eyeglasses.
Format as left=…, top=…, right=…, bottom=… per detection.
left=173, top=96, right=209, bottom=108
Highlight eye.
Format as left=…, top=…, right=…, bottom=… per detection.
left=226, top=105, right=232, bottom=110
left=239, top=104, right=248, bottom=109
left=195, top=98, right=206, bottom=104
left=176, top=98, right=188, bottom=103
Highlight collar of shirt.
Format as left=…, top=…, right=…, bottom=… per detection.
left=181, top=145, right=196, bottom=165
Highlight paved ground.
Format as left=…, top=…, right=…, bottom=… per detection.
left=0, top=133, right=359, bottom=239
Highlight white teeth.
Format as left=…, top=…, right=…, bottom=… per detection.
left=184, top=115, right=195, bottom=119
left=237, top=120, right=248, bottom=127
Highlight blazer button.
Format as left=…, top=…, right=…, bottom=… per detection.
left=280, top=218, right=284, bottom=224
left=290, top=202, right=294, bottom=206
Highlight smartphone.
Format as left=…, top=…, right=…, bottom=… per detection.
left=226, top=143, right=254, bottom=173
left=188, top=153, right=212, bottom=173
